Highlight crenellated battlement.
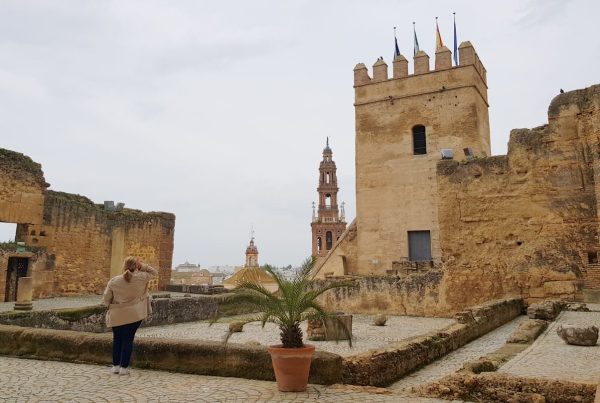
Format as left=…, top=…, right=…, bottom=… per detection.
left=354, top=41, right=487, bottom=89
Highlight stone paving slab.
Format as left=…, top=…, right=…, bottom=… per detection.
left=136, top=314, right=456, bottom=357
left=500, top=311, right=600, bottom=383
left=390, top=315, right=527, bottom=391
left=0, top=356, right=464, bottom=402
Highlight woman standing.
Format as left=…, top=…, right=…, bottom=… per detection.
left=103, top=256, right=157, bottom=375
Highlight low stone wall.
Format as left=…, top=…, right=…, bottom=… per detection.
left=166, top=284, right=229, bottom=295
left=0, top=295, right=249, bottom=332
left=342, top=298, right=523, bottom=386
left=416, top=372, right=595, bottom=403
left=0, top=324, right=343, bottom=385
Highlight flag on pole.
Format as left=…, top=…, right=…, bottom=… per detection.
left=413, top=22, right=420, bottom=56
left=435, top=17, right=444, bottom=50
left=453, top=13, right=458, bottom=65
left=394, top=26, right=400, bottom=59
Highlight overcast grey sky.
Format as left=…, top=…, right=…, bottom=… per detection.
left=1, top=0, right=598, bottom=267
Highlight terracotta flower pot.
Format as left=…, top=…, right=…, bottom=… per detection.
left=267, top=344, right=315, bottom=392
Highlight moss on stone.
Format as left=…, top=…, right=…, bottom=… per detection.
left=0, top=148, right=45, bottom=178
left=54, top=305, right=106, bottom=322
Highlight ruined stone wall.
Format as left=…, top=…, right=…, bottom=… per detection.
left=0, top=149, right=47, bottom=225
left=316, top=271, right=447, bottom=316
left=0, top=148, right=175, bottom=298
left=436, top=85, right=600, bottom=306
left=19, top=191, right=175, bottom=295
left=316, top=84, right=599, bottom=312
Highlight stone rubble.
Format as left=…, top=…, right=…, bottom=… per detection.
left=557, top=324, right=599, bottom=346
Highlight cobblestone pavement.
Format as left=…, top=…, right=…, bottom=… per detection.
left=390, top=315, right=527, bottom=391
left=137, top=315, right=456, bottom=357
left=0, top=356, right=464, bottom=402
left=500, top=311, right=600, bottom=383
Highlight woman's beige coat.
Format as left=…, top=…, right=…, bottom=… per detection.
left=103, top=264, right=158, bottom=328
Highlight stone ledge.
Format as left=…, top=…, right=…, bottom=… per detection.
left=415, top=372, right=595, bottom=402
left=0, top=324, right=343, bottom=385
left=342, top=298, right=523, bottom=386
left=0, top=295, right=254, bottom=332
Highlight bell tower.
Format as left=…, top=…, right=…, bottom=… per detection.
left=245, top=232, right=259, bottom=268
left=311, top=138, right=347, bottom=258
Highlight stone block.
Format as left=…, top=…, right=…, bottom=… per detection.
left=557, top=324, right=598, bottom=346
left=507, top=319, right=547, bottom=344
left=543, top=281, right=576, bottom=296
left=528, top=287, right=545, bottom=298
left=307, top=314, right=352, bottom=341
left=527, top=300, right=565, bottom=321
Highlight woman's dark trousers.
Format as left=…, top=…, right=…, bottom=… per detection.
left=112, top=320, right=142, bottom=368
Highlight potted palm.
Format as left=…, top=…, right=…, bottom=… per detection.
left=220, top=258, right=353, bottom=392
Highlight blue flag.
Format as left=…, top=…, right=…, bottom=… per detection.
left=453, top=13, right=458, bottom=65
left=413, top=23, right=420, bottom=56
left=395, top=36, right=401, bottom=59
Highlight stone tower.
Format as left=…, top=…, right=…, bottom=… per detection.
left=311, top=138, right=347, bottom=258
left=351, top=42, right=490, bottom=274
left=245, top=235, right=259, bottom=268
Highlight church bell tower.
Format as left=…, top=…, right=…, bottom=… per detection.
left=311, top=138, right=347, bottom=258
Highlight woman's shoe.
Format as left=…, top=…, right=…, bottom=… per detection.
left=119, top=367, right=130, bottom=375
left=110, top=365, right=120, bottom=374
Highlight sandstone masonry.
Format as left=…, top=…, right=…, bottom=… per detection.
left=315, top=40, right=600, bottom=311
left=0, top=149, right=175, bottom=300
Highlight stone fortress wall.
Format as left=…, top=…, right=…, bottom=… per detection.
left=315, top=39, right=600, bottom=313
left=437, top=86, right=600, bottom=307
left=0, top=148, right=175, bottom=300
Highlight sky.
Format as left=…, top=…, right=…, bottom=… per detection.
left=0, top=0, right=599, bottom=267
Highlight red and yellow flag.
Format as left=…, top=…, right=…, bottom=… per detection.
left=436, top=19, right=444, bottom=49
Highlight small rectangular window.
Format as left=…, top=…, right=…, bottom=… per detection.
left=412, top=125, right=427, bottom=155
left=408, top=230, right=432, bottom=261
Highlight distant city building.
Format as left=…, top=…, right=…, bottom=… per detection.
left=173, top=262, right=202, bottom=272
left=170, top=262, right=226, bottom=285
left=275, top=266, right=298, bottom=282
left=208, top=265, right=236, bottom=276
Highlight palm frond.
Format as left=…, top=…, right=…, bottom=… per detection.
left=216, top=256, right=353, bottom=348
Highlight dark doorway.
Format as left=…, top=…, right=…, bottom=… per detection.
left=408, top=231, right=432, bottom=261
left=5, top=257, right=29, bottom=302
